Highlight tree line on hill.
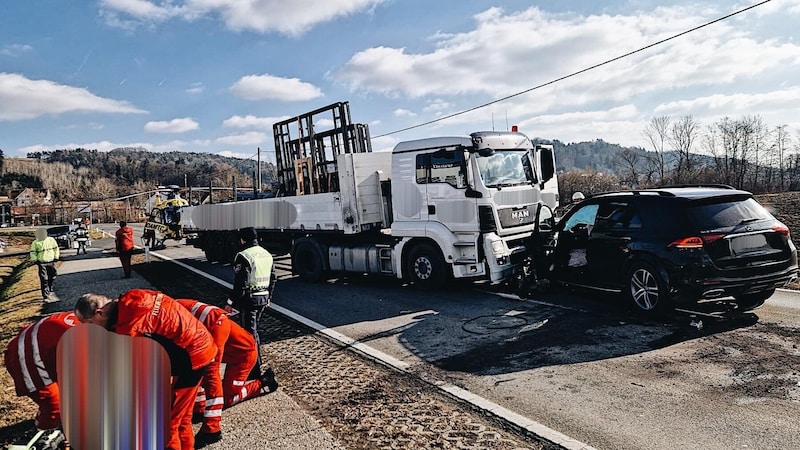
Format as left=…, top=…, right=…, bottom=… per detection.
left=547, top=114, right=800, bottom=200
left=0, top=113, right=797, bottom=203
left=0, top=147, right=275, bottom=202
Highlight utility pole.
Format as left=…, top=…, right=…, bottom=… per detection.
left=257, top=147, right=261, bottom=194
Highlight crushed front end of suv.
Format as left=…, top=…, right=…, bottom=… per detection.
left=544, top=186, right=799, bottom=315
left=47, top=225, right=73, bottom=250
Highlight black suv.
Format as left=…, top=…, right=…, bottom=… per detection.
left=543, top=186, right=798, bottom=315
left=47, top=225, right=73, bottom=250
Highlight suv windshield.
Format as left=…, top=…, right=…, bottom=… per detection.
left=47, top=226, right=71, bottom=236
left=476, top=150, right=534, bottom=188
left=687, top=198, right=773, bottom=230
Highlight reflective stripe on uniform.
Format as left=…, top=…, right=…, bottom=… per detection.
left=190, top=302, right=214, bottom=324
left=204, top=409, right=222, bottom=418
left=18, top=318, right=52, bottom=393
left=205, top=397, right=223, bottom=407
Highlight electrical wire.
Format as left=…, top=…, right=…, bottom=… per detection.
left=372, top=0, right=773, bottom=139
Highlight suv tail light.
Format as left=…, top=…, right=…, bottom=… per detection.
left=669, top=233, right=726, bottom=248
left=771, top=224, right=790, bottom=236
left=669, top=237, right=704, bottom=249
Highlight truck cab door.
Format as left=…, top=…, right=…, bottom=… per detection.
left=422, top=149, right=477, bottom=232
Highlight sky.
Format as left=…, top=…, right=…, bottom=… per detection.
left=1, top=0, right=799, bottom=164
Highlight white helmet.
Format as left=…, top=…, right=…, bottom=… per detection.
left=571, top=192, right=585, bottom=202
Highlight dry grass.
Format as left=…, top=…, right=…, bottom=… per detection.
left=0, top=253, right=47, bottom=434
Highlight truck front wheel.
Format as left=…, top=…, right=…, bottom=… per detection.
left=406, top=243, right=447, bottom=290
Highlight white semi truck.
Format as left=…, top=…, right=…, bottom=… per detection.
left=182, top=102, right=556, bottom=288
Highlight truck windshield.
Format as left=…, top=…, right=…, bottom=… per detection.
left=476, top=150, right=534, bottom=188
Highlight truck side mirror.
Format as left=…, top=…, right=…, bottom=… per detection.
left=537, top=145, right=555, bottom=184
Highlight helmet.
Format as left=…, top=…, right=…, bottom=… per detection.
left=571, top=192, right=585, bottom=202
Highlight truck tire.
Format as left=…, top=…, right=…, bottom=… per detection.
left=293, top=240, right=325, bottom=282
left=406, top=243, right=447, bottom=290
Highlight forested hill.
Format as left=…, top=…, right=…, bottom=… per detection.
left=534, top=138, right=648, bottom=174
left=0, top=147, right=275, bottom=201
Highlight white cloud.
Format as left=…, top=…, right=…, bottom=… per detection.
left=654, top=86, right=800, bottom=130
left=517, top=106, right=647, bottom=147
left=740, top=0, right=800, bottom=17
left=185, top=82, right=204, bottom=94
left=144, top=117, right=199, bottom=133
left=223, top=114, right=292, bottom=129
left=332, top=4, right=800, bottom=111
left=1, top=44, right=33, bottom=58
left=100, top=0, right=385, bottom=36
left=217, top=150, right=255, bottom=159
left=0, top=73, right=146, bottom=121
left=394, top=108, right=416, bottom=117
left=148, top=139, right=211, bottom=152
left=215, top=131, right=269, bottom=146
left=230, top=74, right=323, bottom=101
left=17, top=141, right=154, bottom=155
left=370, top=134, right=398, bottom=153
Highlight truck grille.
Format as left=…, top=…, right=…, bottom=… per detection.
left=497, top=205, right=535, bottom=228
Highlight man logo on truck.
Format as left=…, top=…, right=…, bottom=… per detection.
left=511, top=209, right=531, bottom=222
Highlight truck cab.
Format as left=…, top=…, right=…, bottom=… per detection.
left=391, top=131, right=555, bottom=285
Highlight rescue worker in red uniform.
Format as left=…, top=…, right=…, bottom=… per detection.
left=115, top=220, right=135, bottom=278
left=176, top=299, right=278, bottom=448
left=75, top=290, right=216, bottom=450
left=4, top=312, right=78, bottom=430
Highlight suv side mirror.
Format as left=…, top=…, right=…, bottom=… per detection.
left=536, top=204, right=556, bottom=232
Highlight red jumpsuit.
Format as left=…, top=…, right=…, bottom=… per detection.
left=176, top=299, right=262, bottom=434
left=114, top=290, right=217, bottom=450
left=4, top=312, right=78, bottom=429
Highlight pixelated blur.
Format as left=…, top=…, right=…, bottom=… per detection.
left=57, top=325, right=171, bottom=450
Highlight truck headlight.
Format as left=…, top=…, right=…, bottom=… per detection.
left=491, top=239, right=507, bottom=255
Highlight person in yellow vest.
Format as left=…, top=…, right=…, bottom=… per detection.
left=30, top=227, right=60, bottom=302
left=224, top=227, right=274, bottom=377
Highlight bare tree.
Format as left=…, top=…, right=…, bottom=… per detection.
left=615, top=149, right=642, bottom=188
left=643, top=116, right=671, bottom=184
left=774, top=125, right=790, bottom=191
left=669, top=115, right=700, bottom=184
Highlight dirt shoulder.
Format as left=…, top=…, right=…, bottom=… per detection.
left=755, top=192, right=800, bottom=289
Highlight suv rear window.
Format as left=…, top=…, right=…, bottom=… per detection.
left=687, top=198, right=772, bottom=230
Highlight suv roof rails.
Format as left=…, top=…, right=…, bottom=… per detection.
left=659, top=184, right=735, bottom=190
left=589, top=189, right=676, bottom=198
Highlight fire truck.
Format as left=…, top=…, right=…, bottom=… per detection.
left=182, top=101, right=556, bottom=288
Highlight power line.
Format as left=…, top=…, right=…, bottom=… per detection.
left=372, top=0, right=773, bottom=139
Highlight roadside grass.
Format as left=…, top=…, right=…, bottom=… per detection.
left=0, top=254, right=48, bottom=433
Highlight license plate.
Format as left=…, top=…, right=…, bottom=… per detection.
left=730, top=234, right=768, bottom=255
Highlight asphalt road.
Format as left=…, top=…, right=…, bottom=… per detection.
left=112, top=223, right=800, bottom=450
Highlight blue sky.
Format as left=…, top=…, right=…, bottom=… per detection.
left=1, top=0, right=798, bottom=164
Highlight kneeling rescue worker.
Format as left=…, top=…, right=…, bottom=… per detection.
left=75, top=290, right=217, bottom=450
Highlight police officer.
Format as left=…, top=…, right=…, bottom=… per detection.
left=224, top=227, right=274, bottom=376
left=30, top=227, right=60, bottom=301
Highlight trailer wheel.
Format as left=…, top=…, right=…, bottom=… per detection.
left=406, top=243, right=447, bottom=290
left=293, top=240, right=325, bottom=282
